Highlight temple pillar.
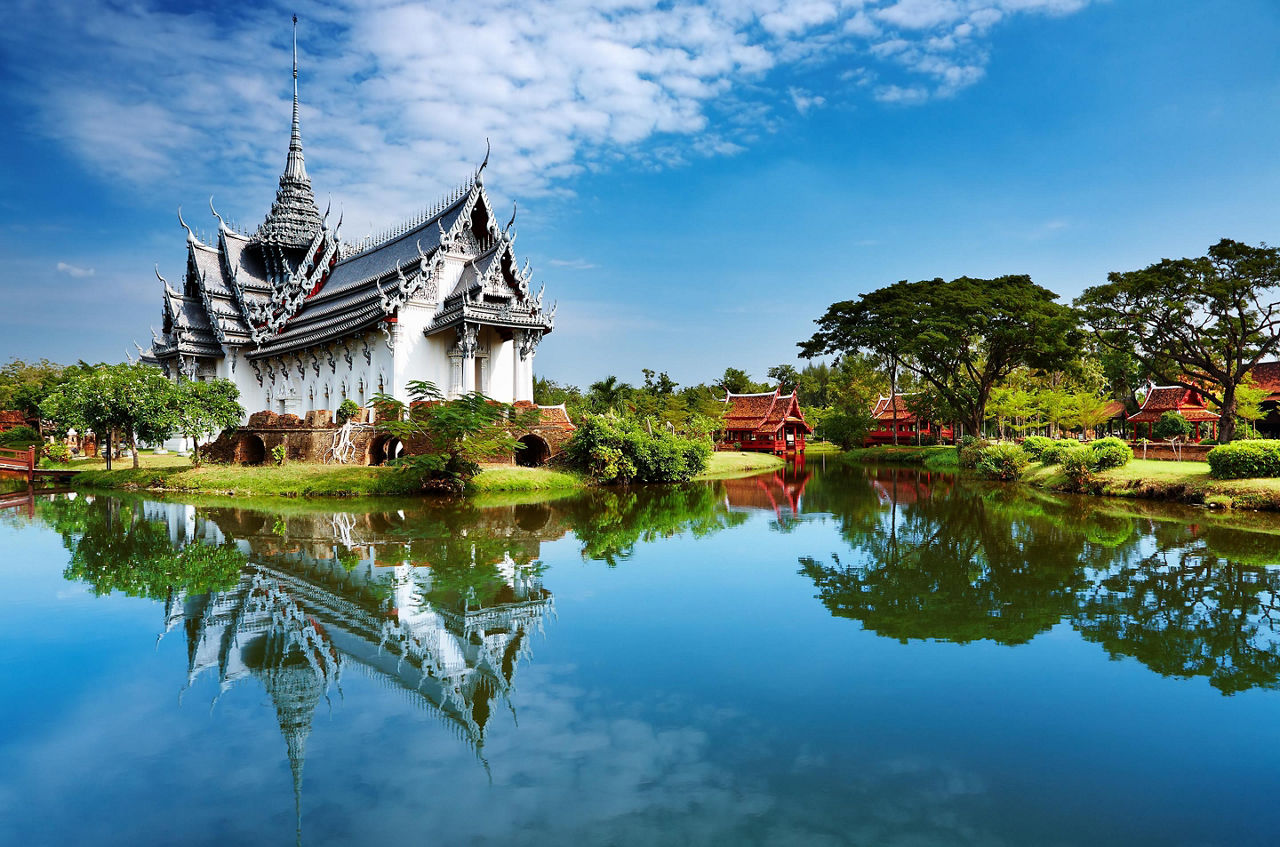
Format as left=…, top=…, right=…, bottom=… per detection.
left=516, top=329, right=541, bottom=403
left=449, top=324, right=479, bottom=398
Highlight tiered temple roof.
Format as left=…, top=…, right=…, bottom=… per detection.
left=870, top=393, right=918, bottom=423
left=1250, top=361, right=1280, bottom=402
left=722, top=389, right=811, bottom=436
left=140, top=30, right=552, bottom=371
left=1127, top=384, right=1219, bottom=423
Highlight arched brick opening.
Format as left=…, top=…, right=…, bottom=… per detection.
left=514, top=502, right=552, bottom=532
left=369, top=435, right=405, bottom=466
left=235, top=434, right=266, bottom=466
left=516, top=434, right=550, bottom=467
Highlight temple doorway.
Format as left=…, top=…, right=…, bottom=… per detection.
left=236, top=435, right=266, bottom=466
left=369, top=436, right=405, bottom=466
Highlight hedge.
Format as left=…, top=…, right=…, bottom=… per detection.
left=1089, top=437, right=1133, bottom=471
left=1207, top=441, right=1280, bottom=480
left=976, top=443, right=1029, bottom=481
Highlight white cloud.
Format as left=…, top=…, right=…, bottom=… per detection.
left=548, top=258, right=598, bottom=270
left=788, top=87, right=828, bottom=114
left=0, top=0, right=1095, bottom=232
left=55, top=262, right=95, bottom=278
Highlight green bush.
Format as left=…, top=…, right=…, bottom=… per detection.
left=1021, top=435, right=1056, bottom=460
left=957, top=435, right=989, bottom=470
left=563, top=414, right=712, bottom=484
left=42, top=442, right=71, bottom=464
left=271, top=444, right=287, bottom=466
left=975, top=443, right=1029, bottom=481
left=1153, top=411, right=1193, bottom=442
left=336, top=398, right=360, bottom=425
left=0, top=425, right=39, bottom=447
left=1207, top=441, right=1280, bottom=479
left=1039, top=441, right=1072, bottom=465
left=1060, top=445, right=1095, bottom=489
left=1089, top=436, right=1133, bottom=471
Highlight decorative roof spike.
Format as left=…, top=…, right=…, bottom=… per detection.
left=155, top=264, right=170, bottom=288
left=504, top=202, right=517, bottom=235
left=177, top=207, right=196, bottom=243
left=209, top=196, right=227, bottom=232
left=476, top=138, right=491, bottom=182
left=322, top=195, right=331, bottom=224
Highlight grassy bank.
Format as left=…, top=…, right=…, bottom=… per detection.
left=1024, top=458, right=1280, bottom=511
left=695, top=451, right=786, bottom=479
left=68, top=449, right=784, bottom=498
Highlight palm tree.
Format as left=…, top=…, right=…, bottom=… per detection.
left=588, top=376, right=630, bottom=414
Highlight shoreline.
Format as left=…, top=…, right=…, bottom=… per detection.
left=58, top=450, right=787, bottom=499
left=844, top=445, right=1280, bottom=511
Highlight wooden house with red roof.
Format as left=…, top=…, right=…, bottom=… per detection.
left=1248, top=361, right=1280, bottom=438
left=720, top=389, right=811, bottom=454
left=865, top=392, right=954, bottom=446
left=1128, top=383, right=1219, bottom=441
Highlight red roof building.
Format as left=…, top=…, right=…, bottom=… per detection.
left=720, top=389, right=811, bottom=454
left=1128, top=383, right=1219, bottom=441
left=0, top=411, right=33, bottom=433
left=865, top=393, right=954, bottom=446
left=1248, top=361, right=1280, bottom=438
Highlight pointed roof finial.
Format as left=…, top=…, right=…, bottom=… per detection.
left=477, top=138, right=490, bottom=181
left=287, top=14, right=305, bottom=182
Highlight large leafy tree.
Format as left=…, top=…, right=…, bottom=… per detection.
left=174, top=379, right=244, bottom=465
left=40, top=363, right=180, bottom=469
left=802, top=276, right=1080, bottom=434
left=1076, top=238, right=1280, bottom=442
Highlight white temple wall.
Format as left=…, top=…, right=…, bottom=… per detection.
left=392, top=301, right=453, bottom=401
left=488, top=333, right=516, bottom=403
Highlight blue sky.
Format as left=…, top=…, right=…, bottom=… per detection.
left=2, top=0, right=1278, bottom=390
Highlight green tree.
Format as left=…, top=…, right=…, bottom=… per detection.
left=40, top=363, right=179, bottom=469
left=370, top=381, right=539, bottom=494
left=641, top=369, right=679, bottom=395
left=804, top=276, right=1080, bottom=436
left=1077, top=239, right=1280, bottom=443
left=714, top=367, right=760, bottom=395
left=766, top=364, right=800, bottom=394
left=174, top=379, right=243, bottom=465
left=587, top=375, right=633, bottom=413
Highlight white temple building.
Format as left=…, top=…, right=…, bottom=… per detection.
left=140, top=25, right=555, bottom=418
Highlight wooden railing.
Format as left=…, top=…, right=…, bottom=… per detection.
left=0, top=446, right=37, bottom=484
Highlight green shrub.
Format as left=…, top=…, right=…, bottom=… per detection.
left=957, top=435, right=989, bottom=470
left=1207, top=441, right=1280, bottom=479
left=1060, top=445, right=1095, bottom=489
left=1039, top=441, right=1072, bottom=465
left=975, top=443, right=1029, bottom=481
left=564, top=414, right=712, bottom=483
left=1089, top=436, right=1133, bottom=471
left=271, top=444, right=287, bottom=466
left=336, top=398, right=360, bottom=425
left=42, top=442, right=71, bottom=464
left=0, top=425, right=39, bottom=447
left=1153, top=411, right=1193, bottom=442
left=1021, top=435, right=1056, bottom=460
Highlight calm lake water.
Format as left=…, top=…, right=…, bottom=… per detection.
left=3, top=460, right=1280, bottom=846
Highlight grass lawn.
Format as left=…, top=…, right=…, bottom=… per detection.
left=1024, top=457, right=1280, bottom=510
left=695, top=451, right=786, bottom=479
left=67, top=448, right=782, bottom=499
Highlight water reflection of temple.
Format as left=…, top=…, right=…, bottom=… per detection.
left=144, top=501, right=558, bottom=836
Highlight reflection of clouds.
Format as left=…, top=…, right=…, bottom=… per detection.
left=1, top=656, right=1003, bottom=847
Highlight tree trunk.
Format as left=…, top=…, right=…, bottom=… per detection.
left=889, top=362, right=899, bottom=447
left=189, top=430, right=200, bottom=465
left=105, top=430, right=113, bottom=471
left=1218, top=383, right=1238, bottom=443
left=130, top=431, right=140, bottom=469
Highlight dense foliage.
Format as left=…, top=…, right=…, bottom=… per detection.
left=975, top=443, right=1029, bottom=480
left=1077, top=238, right=1280, bottom=443
left=0, top=425, right=39, bottom=447
left=1021, top=435, right=1057, bottom=460
left=336, top=398, right=360, bottom=424
left=563, top=414, right=711, bottom=484
left=1153, top=411, right=1193, bottom=442
left=802, top=275, right=1081, bottom=433
left=956, top=436, right=989, bottom=469
left=1207, top=441, right=1280, bottom=479
left=371, top=381, right=540, bottom=494
left=1089, top=437, right=1134, bottom=471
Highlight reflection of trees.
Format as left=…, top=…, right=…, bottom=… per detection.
left=41, top=496, right=244, bottom=599
left=799, top=481, right=1086, bottom=644
left=1076, top=544, right=1280, bottom=694
left=799, top=468, right=1280, bottom=692
left=557, top=485, right=747, bottom=566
